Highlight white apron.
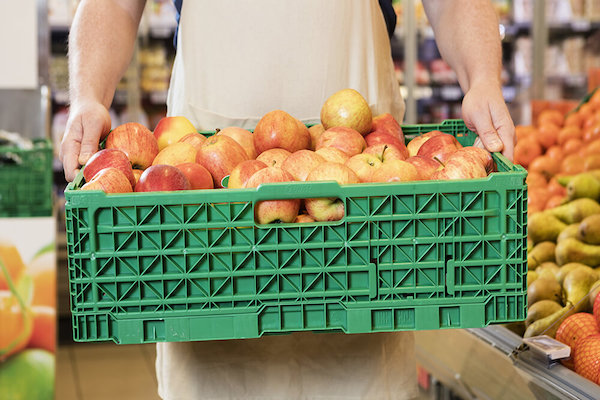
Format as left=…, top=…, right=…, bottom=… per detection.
left=158, top=1, right=415, bottom=399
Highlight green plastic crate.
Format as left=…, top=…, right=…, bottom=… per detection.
left=0, top=139, right=53, bottom=217
left=64, top=120, right=527, bottom=344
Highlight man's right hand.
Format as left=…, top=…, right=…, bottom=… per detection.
left=59, top=101, right=112, bottom=181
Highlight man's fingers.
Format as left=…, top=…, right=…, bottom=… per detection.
left=496, top=122, right=515, bottom=161
left=61, top=132, right=82, bottom=182
left=78, top=114, right=106, bottom=165
left=467, top=111, right=504, bottom=153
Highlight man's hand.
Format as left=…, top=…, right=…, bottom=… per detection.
left=59, top=102, right=111, bottom=181
left=461, top=81, right=515, bottom=161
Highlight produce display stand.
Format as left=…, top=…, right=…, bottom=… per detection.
left=64, top=120, right=528, bottom=344
left=415, top=326, right=600, bottom=400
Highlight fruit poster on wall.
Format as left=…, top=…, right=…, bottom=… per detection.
left=0, top=217, right=56, bottom=400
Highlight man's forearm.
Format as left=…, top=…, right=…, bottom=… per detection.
left=69, top=0, right=146, bottom=108
left=422, top=0, right=502, bottom=91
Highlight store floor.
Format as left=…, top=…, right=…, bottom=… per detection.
left=56, top=343, right=160, bottom=400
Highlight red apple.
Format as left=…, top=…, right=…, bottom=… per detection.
left=175, top=163, right=214, bottom=190
left=406, top=130, right=444, bottom=157
left=362, top=144, right=407, bottom=162
left=364, top=131, right=409, bottom=158
left=308, top=124, right=325, bottom=150
left=256, top=148, right=292, bottom=168
left=321, top=88, right=372, bottom=135
left=132, top=169, right=143, bottom=186
left=253, top=110, right=310, bottom=154
left=315, top=147, right=350, bottom=164
left=454, top=147, right=495, bottom=174
left=228, top=160, right=268, bottom=189
left=81, top=167, right=133, bottom=193
left=371, top=113, right=404, bottom=141
left=369, top=160, right=419, bottom=183
left=83, top=148, right=135, bottom=187
left=196, top=135, right=249, bottom=188
left=405, top=156, right=443, bottom=180
left=178, top=132, right=207, bottom=152
left=244, top=167, right=300, bottom=224
left=152, top=142, right=197, bottom=166
left=305, top=162, right=359, bottom=221
left=316, top=127, right=367, bottom=157
left=416, top=133, right=462, bottom=163
left=345, top=153, right=383, bottom=182
left=154, top=116, right=197, bottom=151
left=217, top=127, right=256, bottom=159
left=430, top=151, right=487, bottom=180
left=281, top=150, right=325, bottom=181
left=135, top=164, right=191, bottom=192
left=295, top=214, right=316, bottom=223
left=105, top=122, right=158, bottom=169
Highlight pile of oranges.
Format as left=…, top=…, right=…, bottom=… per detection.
left=515, top=90, right=600, bottom=214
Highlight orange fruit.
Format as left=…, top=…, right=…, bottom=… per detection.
left=548, top=176, right=567, bottom=196
left=561, top=154, right=585, bottom=175
left=529, top=155, right=560, bottom=179
left=538, top=109, right=564, bottom=128
left=0, top=291, right=33, bottom=360
left=557, top=126, right=582, bottom=145
left=514, top=137, right=542, bottom=168
left=27, top=252, right=56, bottom=308
left=580, top=103, right=594, bottom=119
left=574, top=334, right=600, bottom=384
left=515, top=125, right=536, bottom=141
left=585, top=155, right=600, bottom=171
left=526, top=171, right=547, bottom=188
left=556, top=313, right=600, bottom=349
left=0, top=241, right=25, bottom=291
left=563, top=138, right=583, bottom=155
left=583, top=112, right=600, bottom=131
left=590, top=90, right=600, bottom=107
left=545, top=145, right=564, bottom=161
left=545, top=194, right=565, bottom=210
left=535, top=123, right=560, bottom=149
left=528, top=204, right=543, bottom=216
left=565, top=112, right=584, bottom=129
left=528, top=187, right=549, bottom=210
left=583, top=122, right=600, bottom=143
left=27, top=305, right=55, bottom=353
left=582, top=139, right=600, bottom=157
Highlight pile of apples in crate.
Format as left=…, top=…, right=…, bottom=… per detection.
left=80, top=88, right=495, bottom=224
left=514, top=90, right=600, bottom=214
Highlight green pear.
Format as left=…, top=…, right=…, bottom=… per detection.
left=524, top=305, right=573, bottom=338
left=588, top=280, right=600, bottom=311
left=563, top=267, right=599, bottom=312
left=557, top=223, right=581, bottom=243
left=528, top=241, right=556, bottom=271
left=566, top=173, right=600, bottom=201
left=556, top=237, right=600, bottom=266
left=558, top=170, right=600, bottom=186
left=525, top=299, right=563, bottom=327
left=578, top=214, right=600, bottom=245
left=556, top=262, right=595, bottom=284
left=535, top=262, right=560, bottom=281
left=527, top=271, right=539, bottom=288
left=550, top=198, right=600, bottom=224
left=527, top=277, right=563, bottom=307
left=527, top=238, right=534, bottom=252
left=528, top=212, right=568, bottom=244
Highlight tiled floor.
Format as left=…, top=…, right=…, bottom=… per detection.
left=56, top=343, right=161, bottom=400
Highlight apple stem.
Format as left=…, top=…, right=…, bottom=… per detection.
left=433, top=156, right=445, bottom=167
left=215, top=128, right=221, bottom=134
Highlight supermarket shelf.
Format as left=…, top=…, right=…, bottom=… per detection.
left=400, top=85, right=517, bottom=102
left=504, top=20, right=600, bottom=37
left=415, top=326, right=600, bottom=400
